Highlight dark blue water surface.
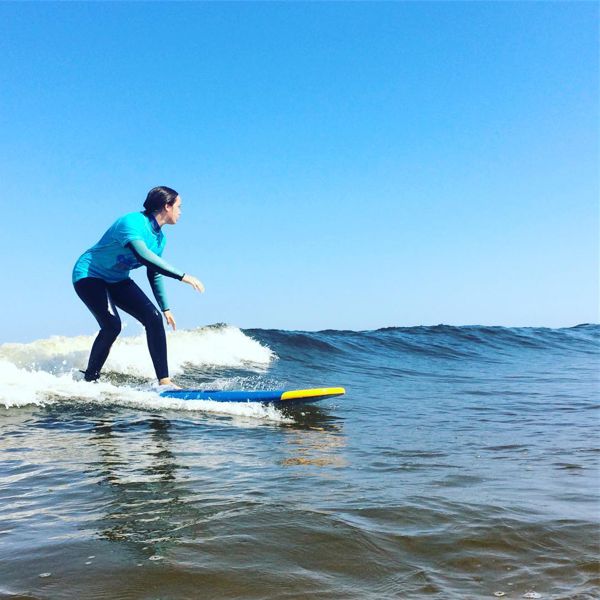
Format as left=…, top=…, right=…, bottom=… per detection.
left=1, top=324, right=598, bottom=599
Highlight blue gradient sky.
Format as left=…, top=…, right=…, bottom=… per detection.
left=1, top=2, right=597, bottom=341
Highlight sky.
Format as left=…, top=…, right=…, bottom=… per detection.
left=0, top=2, right=597, bottom=341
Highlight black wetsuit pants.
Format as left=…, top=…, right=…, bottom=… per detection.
left=74, top=277, right=168, bottom=381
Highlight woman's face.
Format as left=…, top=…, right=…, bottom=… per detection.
left=164, top=196, right=182, bottom=225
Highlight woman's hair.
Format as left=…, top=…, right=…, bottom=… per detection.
left=142, top=186, right=179, bottom=215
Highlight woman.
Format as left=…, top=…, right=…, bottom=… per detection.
left=72, top=186, right=204, bottom=386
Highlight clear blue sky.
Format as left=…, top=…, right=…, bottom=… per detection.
left=1, top=2, right=597, bottom=341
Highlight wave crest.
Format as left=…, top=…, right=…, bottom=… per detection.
left=0, top=324, right=275, bottom=379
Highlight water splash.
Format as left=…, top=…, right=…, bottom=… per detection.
left=0, top=325, right=290, bottom=422
left=0, top=323, right=275, bottom=378
left=0, top=360, right=291, bottom=422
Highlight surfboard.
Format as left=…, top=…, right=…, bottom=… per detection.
left=159, top=387, right=345, bottom=404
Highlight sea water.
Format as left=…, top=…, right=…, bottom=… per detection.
left=0, top=323, right=598, bottom=599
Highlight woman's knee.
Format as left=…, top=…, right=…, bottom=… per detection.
left=143, top=307, right=163, bottom=332
left=101, top=317, right=122, bottom=339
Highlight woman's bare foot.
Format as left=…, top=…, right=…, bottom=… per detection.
left=158, top=378, right=181, bottom=389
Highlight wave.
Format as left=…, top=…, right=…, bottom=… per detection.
left=246, top=324, right=600, bottom=361
left=5, top=324, right=594, bottom=381
left=0, top=324, right=288, bottom=420
left=0, top=360, right=290, bottom=422
left=1, top=323, right=597, bottom=413
left=0, top=324, right=275, bottom=378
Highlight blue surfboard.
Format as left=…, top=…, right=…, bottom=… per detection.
left=159, top=387, right=345, bottom=404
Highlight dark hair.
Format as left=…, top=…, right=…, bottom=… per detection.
left=143, top=186, right=179, bottom=215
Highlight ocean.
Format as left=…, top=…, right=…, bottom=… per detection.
left=0, top=323, right=598, bottom=599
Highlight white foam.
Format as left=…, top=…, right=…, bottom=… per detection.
left=0, top=325, right=289, bottom=422
left=0, top=360, right=290, bottom=422
left=0, top=324, right=275, bottom=378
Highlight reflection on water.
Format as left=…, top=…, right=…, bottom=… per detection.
left=90, top=417, right=195, bottom=549
left=86, top=408, right=347, bottom=552
left=280, top=426, right=346, bottom=469
left=269, top=404, right=348, bottom=468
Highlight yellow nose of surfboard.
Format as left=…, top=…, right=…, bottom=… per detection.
left=279, top=387, right=345, bottom=401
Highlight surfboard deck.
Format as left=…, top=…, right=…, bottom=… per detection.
left=159, top=387, right=345, bottom=404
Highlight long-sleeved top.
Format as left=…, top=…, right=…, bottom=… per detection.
left=72, top=212, right=184, bottom=311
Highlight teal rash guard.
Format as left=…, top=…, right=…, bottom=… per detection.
left=72, top=212, right=184, bottom=312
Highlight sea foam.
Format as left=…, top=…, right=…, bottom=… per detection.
left=0, top=323, right=274, bottom=378
left=0, top=325, right=288, bottom=422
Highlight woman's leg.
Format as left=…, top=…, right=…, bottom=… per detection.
left=108, top=279, right=169, bottom=381
left=74, top=278, right=122, bottom=381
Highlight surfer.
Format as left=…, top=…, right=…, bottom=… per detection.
left=72, top=186, right=204, bottom=386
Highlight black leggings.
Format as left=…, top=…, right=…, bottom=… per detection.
left=74, top=277, right=168, bottom=381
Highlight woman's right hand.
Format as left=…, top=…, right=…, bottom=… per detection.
left=182, top=274, right=205, bottom=293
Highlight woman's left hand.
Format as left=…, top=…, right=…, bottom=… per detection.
left=163, top=310, right=177, bottom=331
